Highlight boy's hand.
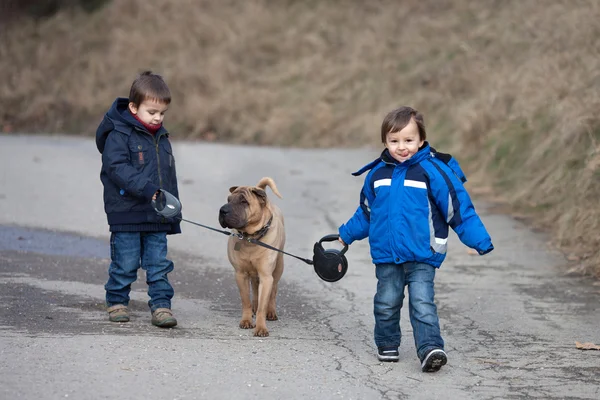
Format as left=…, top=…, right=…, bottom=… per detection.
left=338, top=237, right=346, bottom=246
left=152, top=190, right=160, bottom=201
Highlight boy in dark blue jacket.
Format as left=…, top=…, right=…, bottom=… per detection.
left=339, top=106, right=494, bottom=372
left=96, top=71, right=181, bottom=328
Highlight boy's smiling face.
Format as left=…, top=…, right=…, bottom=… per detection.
left=385, top=118, right=424, bottom=163
left=128, top=98, right=169, bottom=126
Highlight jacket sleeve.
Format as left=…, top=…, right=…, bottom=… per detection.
left=428, top=160, right=494, bottom=255
left=102, top=131, right=159, bottom=201
left=338, top=176, right=374, bottom=245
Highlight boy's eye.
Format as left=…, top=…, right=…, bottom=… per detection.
left=149, top=111, right=155, bottom=115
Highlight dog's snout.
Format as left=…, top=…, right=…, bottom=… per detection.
left=219, top=204, right=230, bottom=215
left=218, top=203, right=233, bottom=228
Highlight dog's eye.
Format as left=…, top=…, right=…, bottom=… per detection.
left=241, top=199, right=248, bottom=205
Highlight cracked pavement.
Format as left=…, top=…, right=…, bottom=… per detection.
left=1, top=134, right=599, bottom=399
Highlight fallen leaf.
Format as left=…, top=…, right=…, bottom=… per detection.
left=575, top=341, right=600, bottom=350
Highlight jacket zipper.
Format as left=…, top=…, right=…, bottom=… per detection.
left=154, top=133, right=166, bottom=223
left=154, top=133, right=164, bottom=189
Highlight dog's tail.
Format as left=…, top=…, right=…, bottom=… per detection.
left=256, top=177, right=283, bottom=199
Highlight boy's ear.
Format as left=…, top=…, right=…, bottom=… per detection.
left=128, top=102, right=138, bottom=115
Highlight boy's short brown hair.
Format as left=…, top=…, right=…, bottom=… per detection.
left=129, top=70, right=171, bottom=107
left=380, top=106, right=426, bottom=143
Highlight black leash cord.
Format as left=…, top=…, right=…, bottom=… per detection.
left=245, top=237, right=314, bottom=265
left=179, top=218, right=232, bottom=237
left=177, top=217, right=314, bottom=265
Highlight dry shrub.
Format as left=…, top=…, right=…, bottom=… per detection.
left=1, top=0, right=599, bottom=275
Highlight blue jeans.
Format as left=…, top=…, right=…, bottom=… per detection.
left=105, top=232, right=174, bottom=312
left=373, top=262, right=444, bottom=360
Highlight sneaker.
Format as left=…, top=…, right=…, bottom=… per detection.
left=377, top=347, right=400, bottom=362
left=421, top=349, right=447, bottom=372
left=151, top=308, right=177, bottom=328
left=107, top=304, right=130, bottom=323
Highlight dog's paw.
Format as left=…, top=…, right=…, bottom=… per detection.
left=239, top=319, right=255, bottom=329
left=253, top=327, right=269, bottom=337
left=266, top=311, right=278, bottom=321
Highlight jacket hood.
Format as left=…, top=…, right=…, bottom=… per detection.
left=95, top=97, right=167, bottom=154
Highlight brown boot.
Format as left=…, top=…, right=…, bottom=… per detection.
left=107, top=304, right=130, bottom=322
left=151, top=308, right=177, bottom=328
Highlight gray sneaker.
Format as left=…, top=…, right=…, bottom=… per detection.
left=151, top=308, right=177, bottom=328
left=107, top=304, right=130, bottom=323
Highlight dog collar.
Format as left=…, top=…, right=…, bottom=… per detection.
left=240, top=215, right=273, bottom=241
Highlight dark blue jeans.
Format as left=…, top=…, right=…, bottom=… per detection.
left=105, top=232, right=174, bottom=312
left=374, top=262, right=444, bottom=360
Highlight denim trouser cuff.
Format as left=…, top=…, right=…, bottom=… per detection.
left=151, top=303, right=171, bottom=312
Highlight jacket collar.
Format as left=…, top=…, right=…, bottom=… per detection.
left=381, top=142, right=431, bottom=167
left=108, top=97, right=168, bottom=137
left=352, top=142, right=431, bottom=176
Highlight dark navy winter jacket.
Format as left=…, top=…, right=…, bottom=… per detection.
left=96, top=98, right=181, bottom=234
left=339, top=143, right=493, bottom=267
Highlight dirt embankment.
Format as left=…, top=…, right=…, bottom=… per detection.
left=1, top=0, right=599, bottom=276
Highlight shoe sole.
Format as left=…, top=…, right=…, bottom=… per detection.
left=421, top=350, right=447, bottom=372
left=152, top=318, right=177, bottom=328
left=109, top=316, right=130, bottom=322
left=377, top=355, right=400, bottom=362
left=377, top=350, right=400, bottom=362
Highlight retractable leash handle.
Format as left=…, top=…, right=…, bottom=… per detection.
left=152, top=189, right=182, bottom=218
left=152, top=189, right=233, bottom=237
left=312, top=233, right=349, bottom=282
left=318, top=234, right=349, bottom=255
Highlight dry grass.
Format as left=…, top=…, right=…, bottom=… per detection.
left=1, top=0, right=599, bottom=276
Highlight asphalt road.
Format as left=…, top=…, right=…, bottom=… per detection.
left=0, top=134, right=599, bottom=400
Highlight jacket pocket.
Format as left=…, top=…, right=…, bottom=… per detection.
left=129, top=142, right=148, bottom=167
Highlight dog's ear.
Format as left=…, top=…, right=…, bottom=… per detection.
left=229, top=186, right=238, bottom=193
left=252, top=188, right=267, bottom=205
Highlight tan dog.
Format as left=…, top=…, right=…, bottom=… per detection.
left=218, top=177, right=285, bottom=337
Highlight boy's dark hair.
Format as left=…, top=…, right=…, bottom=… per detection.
left=129, top=70, right=171, bottom=106
left=380, top=106, right=426, bottom=143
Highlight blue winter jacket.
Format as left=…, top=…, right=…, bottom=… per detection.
left=339, top=143, right=493, bottom=267
left=96, top=98, right=181, bottom=234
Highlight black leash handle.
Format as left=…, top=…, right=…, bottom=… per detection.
left=177, top=217, right=314, bottom=265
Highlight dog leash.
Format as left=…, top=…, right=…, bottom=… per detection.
left=178, top=217, right=314, bottom=265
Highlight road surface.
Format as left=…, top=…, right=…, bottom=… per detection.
left=0, top=134, right=599, bottom=399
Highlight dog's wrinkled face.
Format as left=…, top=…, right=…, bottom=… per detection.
left=219, top=186, right=267, bottom=229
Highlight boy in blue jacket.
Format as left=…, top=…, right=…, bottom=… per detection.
left=96, top=71, right=181, bottom=328
left=339, top=106, right=493, bottom=372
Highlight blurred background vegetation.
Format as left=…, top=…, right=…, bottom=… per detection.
left=1, top=0, right=599, bottom=276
